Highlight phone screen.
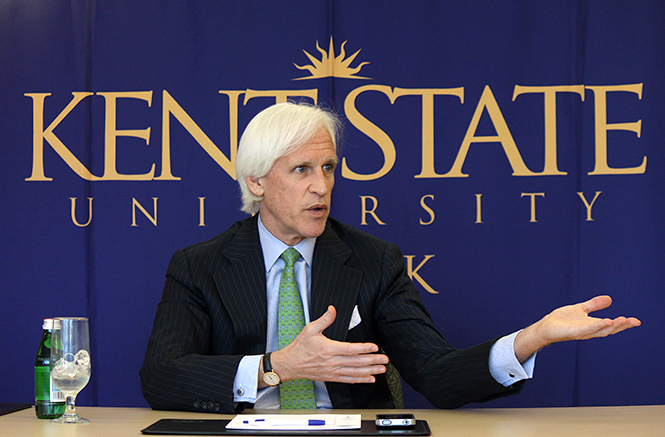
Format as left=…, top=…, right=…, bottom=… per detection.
left=375, top=414, right=416, bottom=428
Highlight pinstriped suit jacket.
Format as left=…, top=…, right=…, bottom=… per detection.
left=140, top=215, right=522, bottom=413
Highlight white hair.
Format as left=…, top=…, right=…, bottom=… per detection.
left=236, top=102, right=341, bottom=214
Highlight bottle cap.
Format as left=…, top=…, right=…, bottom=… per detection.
left=42, top=318, right=61, bottom=330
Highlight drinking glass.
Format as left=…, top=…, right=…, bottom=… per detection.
left=50, top=317, right=91, bottom=424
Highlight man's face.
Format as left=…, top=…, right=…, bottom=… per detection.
left=247, top=128, right=337, bottom=246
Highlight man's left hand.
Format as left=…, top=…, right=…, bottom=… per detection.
left=514, top=295, right=641, bottom=363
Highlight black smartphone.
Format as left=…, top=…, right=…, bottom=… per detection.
left=375, top=413, right=416, bottom=428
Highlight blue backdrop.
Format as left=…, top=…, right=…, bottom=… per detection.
left=1, top=1, right=662, bottom=409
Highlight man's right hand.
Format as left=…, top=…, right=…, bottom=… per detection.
left=268, top=305, right=388, bottom=385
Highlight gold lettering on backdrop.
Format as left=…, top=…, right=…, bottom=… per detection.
left=131, top=197, right=158, bottom=226
left=25, top=92, right=96, bottom=181
left=342, top=85, right=465, bottom=180
left=389, top=88, right=464, bottom=179
left=512, top=85, right=586, bottom=175
left=443, top=86, right=536, bottom=178
left=404, top=255, right=438, bottom=294
left=475, top=194, right=483, bottom=224
left=360, top=195, right=387, bottom=225
left=198, top=197, right=206, bottom=226
left=158, top=89, right=319, bottom=181
left=26, top=84, right=646, bottom=182
left=159, top=90, right=239, bottom=181
left=586, top=84, right=645, bottom=175
left=521, top=192, right=545, bottom=222
left=26, top=92, right=157, bottom=181
left=70, top=197, right=93, bottom=227
left=342, top=85, right=397, bottom=180
left=577, top=191, right=602, bottom=221
left=419, top=194, right=435, bottom=225
left=61, top=191, right=606, bottom=229
left=97, top=91, right=154, bottom=180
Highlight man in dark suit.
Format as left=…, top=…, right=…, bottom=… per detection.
left=140, top=102, right=640, bottom=414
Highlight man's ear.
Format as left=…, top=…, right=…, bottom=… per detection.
left=245, top=175, right=264, bottom=197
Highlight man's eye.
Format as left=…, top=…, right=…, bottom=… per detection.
left=323, top=164, right=335, bottom=172
left=295, top=166, right=306, bottom=173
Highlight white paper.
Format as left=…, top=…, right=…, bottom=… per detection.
left=226, top=414, right=361, bottom=430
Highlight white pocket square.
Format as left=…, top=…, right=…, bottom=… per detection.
left=348, top=305, right=362, bottom=330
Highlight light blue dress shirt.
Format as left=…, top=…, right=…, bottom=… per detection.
left=232, top=216, right=535, bottom=408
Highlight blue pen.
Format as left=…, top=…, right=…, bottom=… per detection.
left=243, top=418, right=327, bottom=426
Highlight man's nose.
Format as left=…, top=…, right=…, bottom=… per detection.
left=310, top=170, right=331, bottom=195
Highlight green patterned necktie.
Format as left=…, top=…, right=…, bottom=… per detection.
left=277, top=248, right=316, bottom=409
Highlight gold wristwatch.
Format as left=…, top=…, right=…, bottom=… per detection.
left=262, top=352, right=281, bottom=386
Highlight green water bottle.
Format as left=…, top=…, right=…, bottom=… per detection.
left=35, top=318, right=65, bottom=419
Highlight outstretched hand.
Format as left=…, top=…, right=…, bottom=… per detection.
left=514, top=295, right=641, bottom=362
left=267, top=306, right=388, bottom=386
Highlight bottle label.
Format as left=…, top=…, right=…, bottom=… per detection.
left=50, top=375, right=65, bottom=402
left=35, top=366, right=65, bottom=402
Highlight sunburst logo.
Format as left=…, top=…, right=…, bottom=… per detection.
left=293, top=37, right=370, bottom=80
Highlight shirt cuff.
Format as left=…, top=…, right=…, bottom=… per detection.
left=233, top=355, right=262, bottom=403
left=489, top=330, right=536, bottom=387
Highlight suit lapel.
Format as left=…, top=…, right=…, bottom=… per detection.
left=213, top=216, right=268, bottom=355
left=311, top=221, right=364, bottom=408
left=310, top=222, right=363, bottom=342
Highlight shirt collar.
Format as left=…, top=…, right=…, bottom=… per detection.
left=257, top=215, right=316, bottom=272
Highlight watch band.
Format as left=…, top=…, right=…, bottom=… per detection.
left=262, top=352, right=273, bottom=373
left=262, top=352, right=281, bottom=386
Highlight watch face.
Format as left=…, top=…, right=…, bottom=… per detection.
left=263, top=371, right=280, bottom=386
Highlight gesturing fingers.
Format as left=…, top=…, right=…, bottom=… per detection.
left=312, top=349, right=388, bottom=383
left=585, top=316, right=641, bottom=339
left=272, top=306, right=388, bottom=383
left=305, top=305, right=338, bottom=335
left=579, top=295, right=613, bottom=315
